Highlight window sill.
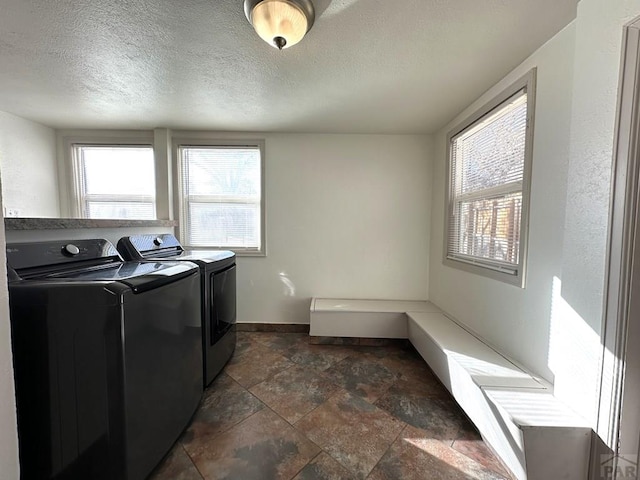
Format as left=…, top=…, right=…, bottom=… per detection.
left=4, top=217, right=178, bottom=231
left=443, top=256, right=525, bottom=288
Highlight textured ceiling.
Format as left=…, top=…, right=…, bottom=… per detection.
left=0, top=0, right=577, bottom=134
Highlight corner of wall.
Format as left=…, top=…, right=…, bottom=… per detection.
left=0, top=111, right=59, bottom=217
left=0, top=171, right=21, bottom=478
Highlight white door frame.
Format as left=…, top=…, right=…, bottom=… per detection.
left=601, top=15, right=640, bottom=476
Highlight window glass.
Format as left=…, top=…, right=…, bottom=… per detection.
left=179, top=145, right=263, bottom=252
left=73, top=145, right=156, bottom=220
left=445, top=71, right=535, bottom=286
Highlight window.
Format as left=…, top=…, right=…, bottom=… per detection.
left=72, top=144, right=156, bottom=219
left=445, top=70, right=535, bottom=286
left=176, top=142, right=264, bottom=254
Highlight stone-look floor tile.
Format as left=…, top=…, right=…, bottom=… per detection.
left=250, top=365, right=340, bottom=424
left=251, top=332, right=309, bottom=352
left=295, top=390, right=405, bottom=479
left=234, top=332, right=261, bottom=356
left=237, top=324, right=309, bottom=333
left=226, top=344, right=251, bottom=367
left=292, top=452, right=356, bottom=480
left=452, top=421, right=514, bottom=479
left=374, top=380, right=468, bottom=440
left=368, top=424, right=510, bottom=480
left=237, top=332, right=362, bottom=373
left=308, top=336, right=360, bottom=346
left=224, top=343, right=295, bottom=388
left=168, top=333, right=513, bottom=480
left=358, top=338, right=392, bottom=347
left=149, top=444, right=203, bottom=480
left=285, top=343, right=354, bottom=372
left=181, top=373, right=264, bottom=446
left=359, top=339, right=410, bottom=348
left=371, top=348, right=444, bottom=386
left=186, top=408, right=320, bottom=480
left=322, top=354, right=397, bottom=402
left=392, top=371, right=451, bottom=399
left=350, top=343, right=408, bottom=359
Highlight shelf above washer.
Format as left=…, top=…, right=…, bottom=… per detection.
left=4, top=218, right=178, bottom=230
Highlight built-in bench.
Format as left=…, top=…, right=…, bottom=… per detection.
left=309, top=298, right=441, bottom=338
left=309, top=298, right=591, bottom=480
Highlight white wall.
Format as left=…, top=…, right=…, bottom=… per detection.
left=559, top=0, right=640, bottom=434
left=4, top=130, right=433, bottom=327
left=0, top=175, right=20, bottom=478
left=239, top=133, right=432, bottom=324
left=562, top=0, right=640, bottom=327
left=430, top=0, right=640, bottom=433
left=0, top=111, right=58, bottom=217
left=429, top=22, right=576, bottom=386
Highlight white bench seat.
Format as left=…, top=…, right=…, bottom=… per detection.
left=309, top=298, right=592, bottom=480
left=407, top=311, right=543, bottom=389
left=309, top=298, right=440, bottom=338
left=407, top=311, right=590, bottom=480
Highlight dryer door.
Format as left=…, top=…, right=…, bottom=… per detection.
left=211, top=265, right=236, bottom=343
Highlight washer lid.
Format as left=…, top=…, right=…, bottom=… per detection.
left=47, top=261, right=199, bottom=293
left=117, top=234, right=236, bottom=269
left=175, top=249, right=235, bottom=265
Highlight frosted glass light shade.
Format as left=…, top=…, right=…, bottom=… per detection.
left=245, top=0, right=315, bottom=49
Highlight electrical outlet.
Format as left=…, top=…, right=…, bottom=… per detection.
left=5, top=208, right=21, bottom=217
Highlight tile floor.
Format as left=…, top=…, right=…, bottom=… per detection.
left=149, top=332, right=514, bottom=480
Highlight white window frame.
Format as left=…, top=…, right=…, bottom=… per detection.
left=173, top=138, right=266, bottom=256
left=443, top=69, right=536, bottom=287
left=60, top=132, right=158, bottom=218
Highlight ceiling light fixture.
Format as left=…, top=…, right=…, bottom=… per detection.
left=244, top=0, right=315, bottom=50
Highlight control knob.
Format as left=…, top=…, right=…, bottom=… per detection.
left=63, top=244, right=80, bottom=256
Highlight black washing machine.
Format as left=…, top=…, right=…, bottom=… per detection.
left=6, top=239, right=203, bottom=480
left=117, top=234, right=236, bottom=387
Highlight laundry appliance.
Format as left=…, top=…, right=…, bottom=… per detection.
left=117, top=234, right=236, bottom=386
left=6, top=239, right=203, bottom=480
